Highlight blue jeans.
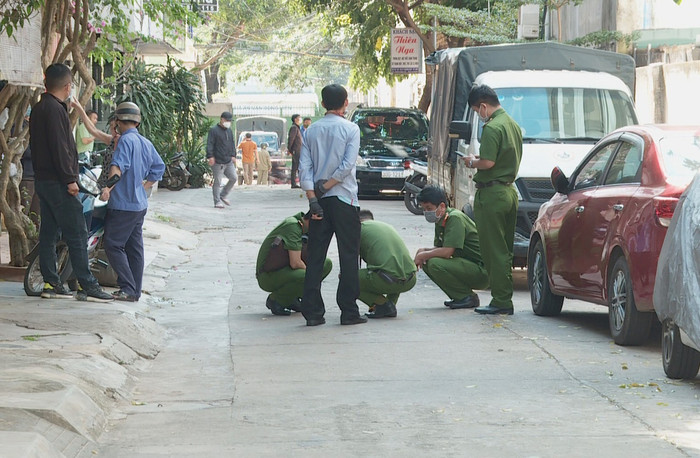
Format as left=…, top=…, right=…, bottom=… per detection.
left=35, top=180, right=98, bottom=288
left=104, top=209, right=147, bottom=298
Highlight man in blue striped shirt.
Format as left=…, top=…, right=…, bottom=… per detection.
left=299, top=84, right=366, bottom=326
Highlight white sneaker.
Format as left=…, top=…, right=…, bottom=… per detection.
left=215, top=203, right=225, bottom=209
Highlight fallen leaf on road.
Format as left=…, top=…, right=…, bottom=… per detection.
left=621, top=363, right=629, bottom=370
left=131, top=401, right=145, bottom=406
left=493, top=323, right=503, bottom=328
left=657, top=402, right=668, bottom=406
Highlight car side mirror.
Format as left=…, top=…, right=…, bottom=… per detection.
left=449, top=121, right=472, bottom=143
left=551, top=167, right=570, bottom=195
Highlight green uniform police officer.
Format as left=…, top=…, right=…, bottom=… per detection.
left=462, top=84, right=522, bottom=315
left=358, top=210, right=417, bottom=318
left=414, top=186, right=488, bottom=308
left=256, top=212, right=332, bottom=315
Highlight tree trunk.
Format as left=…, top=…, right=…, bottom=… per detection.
left=205, top=62, right=220, bottom=103
left=418, top=65, right=433, bottom=113
left=0, top=85, right=37, bottom=266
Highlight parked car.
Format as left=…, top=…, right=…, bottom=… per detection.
left=347, top=107, right=429, bottom=197
left=528, top=125, right=700, bottom=346
left=654, top=173, right=700, bottom=379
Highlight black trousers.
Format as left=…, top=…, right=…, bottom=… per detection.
left=302, top=197, right=361, bottom=320
left=290, top=151, right=300, bottom=186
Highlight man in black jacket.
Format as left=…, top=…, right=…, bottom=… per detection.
left=206, top=111, right=237, bottom=208
left=29, top=63, right=113, bottom=302
left=287, top=114, right=302, bottom=188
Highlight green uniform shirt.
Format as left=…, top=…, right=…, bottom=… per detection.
left=474, top=108, right=522, bottom=184
left=434, top=208, right=483, bottom=265
left=255, top=212, right=305, bottom=272
left=361, top=220, right=416, bottom=280
left=75, top=123, right=94, bottom=154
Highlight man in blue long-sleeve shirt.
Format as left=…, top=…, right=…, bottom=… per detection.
left=101, top=102, right=165, bottom=302
left=298, top=84, right=366, bottom=326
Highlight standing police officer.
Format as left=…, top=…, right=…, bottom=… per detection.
left=461, top=84, right=522, bottom=315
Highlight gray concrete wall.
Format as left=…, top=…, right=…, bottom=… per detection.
left=635, top=61, right=700, bottom=124
left=205, top=102, right=233, bottom=118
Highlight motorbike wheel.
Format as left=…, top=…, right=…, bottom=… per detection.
left=404, top=176, right=426, bottom=215
left=164, top=168, right=187, bottom=191
left=24, top=242, right=70, bottom=297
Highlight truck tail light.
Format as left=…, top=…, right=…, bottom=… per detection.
left=654, top=197, right=678, bottom=227
left=403, top=159, right=411, bottom=170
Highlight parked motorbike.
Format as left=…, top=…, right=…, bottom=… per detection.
left=403, top=159, right=427, bottom=215
left=23, top=165, right=120, bottom=296
left=160, top=151, right=190, bottom=191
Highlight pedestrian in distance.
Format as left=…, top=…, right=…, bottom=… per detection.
left=256, top=211, right=333, bottom=316
left=207, top=111, right=237, bottom=208
left=300, top=116, right=312, bottom=138
left=256, top=142, right=272, bottom=185
left=287, top=114, right=303, bottom=188
left=237, top=132, right=257, bottom=186
left=414, top=185, right=488, bottom=310
left=101, top=102, right=165, bottom=302
left=460, top=84, right=522, bottom=315
left=29, top=62, right=113, bottom=302
left=299, top=83, right=366, bottom=326
left=358, top=210, right=417, bottom=319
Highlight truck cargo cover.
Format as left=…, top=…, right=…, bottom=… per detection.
left=426, top=42, right=636, bottom=162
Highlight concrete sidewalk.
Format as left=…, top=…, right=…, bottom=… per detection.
left=0, top=211, right=197, bottom=457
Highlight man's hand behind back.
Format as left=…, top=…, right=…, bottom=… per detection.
left=67, top=182, right=79, bottom=196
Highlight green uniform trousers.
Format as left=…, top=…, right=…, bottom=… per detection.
left=257, top=258, right=332, bottom=307
left=358, top=268, right=417, bottom=307
left=474, top=184, right=518, bottom=308
left=423, top=257, right=488, bottom=300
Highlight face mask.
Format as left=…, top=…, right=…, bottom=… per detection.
left=478, top=104, right=489, bottom=124
left=423, top=210, right=438, bottom=223
left=222, top=121, right=231, bottom=129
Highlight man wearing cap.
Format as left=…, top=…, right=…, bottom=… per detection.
left=101, top=102, right=165, bottom=302
left=206, top=111, right=237, bottom=208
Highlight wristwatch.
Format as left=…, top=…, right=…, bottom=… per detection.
left=468, top=159, right=474, bottom=168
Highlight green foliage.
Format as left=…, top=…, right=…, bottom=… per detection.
left=567, top=30, right=641, bottom=48
left=0, top=0, right=43, bottom=37
left=116, top=58, right=210, bottom=188
left=420, top=3, right=519, bottom=45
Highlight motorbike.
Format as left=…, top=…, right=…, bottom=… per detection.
left=160, top=151, right=190, bottom=191
left=403, top=159, right=427, bottom=215
left=23, top=164, right=120, bottom=296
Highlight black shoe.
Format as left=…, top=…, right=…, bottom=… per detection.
left=340, top=315, right=368, bottom=325
left=306, top=317, right=326, bottom=326
left=288, top=297, right=304, bottom=312
left=41, top=282, right=74, bottom=299
left=291, top=185, right=301, bottom=189
left=365, top=300, right=397, bottom=318
left=444, top=299, right=454, bottom=307
left=78, top=285, right=114, bottom=303
left=474, top=305, right=514, bottom=315
left=448, top=293, right=480, bottom=309
left=266, top=296, right=291, bottom=316
left=113, top=290, right=138, bottom=302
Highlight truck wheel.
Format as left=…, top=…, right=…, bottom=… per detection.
left=528, top=239, right=563, bottom=316
left=662, top=319, right=700, bottom=379
left=608, top=256, right=652, bottom=346
left=24, top=242, right=70, bottom=297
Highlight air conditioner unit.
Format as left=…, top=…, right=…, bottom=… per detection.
left=518, top=4, right=540, bottom=40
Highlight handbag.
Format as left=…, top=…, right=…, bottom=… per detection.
left=260, top=235, right=309, bottom=273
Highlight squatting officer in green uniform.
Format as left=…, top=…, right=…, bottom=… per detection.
left=256, top=212, right=332, bottom=316
left=462, top=84, right=522, bottom=315
left=414, top=186, right=488, bottom=309
left=358, top=210, right=417, bottom=319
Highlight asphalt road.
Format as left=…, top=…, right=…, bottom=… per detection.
left=80, top=184, right=700, bottom=458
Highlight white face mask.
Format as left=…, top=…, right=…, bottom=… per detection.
left=222, top=121, right=231, bottom=129
left=477, top=104, right=489, bottom=124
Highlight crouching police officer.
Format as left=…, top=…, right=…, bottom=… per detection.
left=414, top=186, right=488, bottom=309
left=256, top=212, right=332, bottom=315
left=358, top=210, right=417, bottom=318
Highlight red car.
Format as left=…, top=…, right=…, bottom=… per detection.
left=528, top=125, right=700, bottom=346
